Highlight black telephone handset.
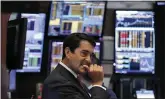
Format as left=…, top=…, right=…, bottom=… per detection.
left=82, top=53, right=100, bottom=81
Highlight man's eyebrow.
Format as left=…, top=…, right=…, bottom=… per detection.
left=81, top=50, right=90, bottom=53
left=81, top=50, right=94, bottom=55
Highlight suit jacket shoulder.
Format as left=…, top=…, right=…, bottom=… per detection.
left=44, top=64, right=81, bottom=87
left=43, top=64, right=90, bottom=98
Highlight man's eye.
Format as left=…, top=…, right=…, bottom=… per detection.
left=81, top=52, right=88, bottom=57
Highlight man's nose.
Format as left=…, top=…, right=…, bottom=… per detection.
left=85, top=55, right=91, bottom=64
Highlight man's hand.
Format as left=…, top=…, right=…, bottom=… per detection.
left=85, top=64, right=104, bottom=85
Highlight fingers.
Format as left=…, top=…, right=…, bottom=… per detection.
left=83, top=65, right=90, bottom=72
left=83, top=64, right=103, bottom=73
left=87, top=64, right=104, bottom=85
left=89, top=64, right=103, bottom=72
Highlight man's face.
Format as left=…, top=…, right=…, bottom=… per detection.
left=67, top=40, right=94, bottom=75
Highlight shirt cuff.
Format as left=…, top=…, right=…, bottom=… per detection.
left=88, top=85, right=106, bottom=90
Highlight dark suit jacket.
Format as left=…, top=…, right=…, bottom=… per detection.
left=107, top=89, right=118, bottom=99
left=42, top=64, right=109, bottom=99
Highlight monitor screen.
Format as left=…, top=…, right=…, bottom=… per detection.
left=48, top=1, right=106, bottom=36
left=16, top=13, right=46, bottom=72
left=9, top=70, right=16, bottom=91
left=157, top=2, right=165, bottom=6
left=136, top=90, right=155, bottom=99
left=114, top=11, right=155, bottom=74
left=50, top=41, right=101, bottom=72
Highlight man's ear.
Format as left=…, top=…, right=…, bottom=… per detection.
left=64, top=47, right=71, bottom=58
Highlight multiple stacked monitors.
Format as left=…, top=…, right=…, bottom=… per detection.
left=48, top=1, right=106, bottom=36
left=16, top=13, right=46, bottom=72
left=50, top=41, right=101, bottom=72
left=15, top=2, right=105, bottom=73
left=114, top=11, right=155, bottom=74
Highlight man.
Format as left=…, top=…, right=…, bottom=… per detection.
left=42, top=33, right=109, bottom=99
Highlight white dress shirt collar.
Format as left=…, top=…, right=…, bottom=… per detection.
left=59, top=61, right=78, bottom=78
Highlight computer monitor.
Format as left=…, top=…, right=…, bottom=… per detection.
left=114, top=10, right=155, bottom=75
left=48, top=1, right=106, bottom=37
left=16, top=13, right=46, bottom=72
left=136, top=90, right=155, bottom=99
left=9, top=70, right=16, bottom=91
left=6, top=18, right=27, bottom=70
left=50, top=41, right=101, bottom=72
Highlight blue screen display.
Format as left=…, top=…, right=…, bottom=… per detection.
left=48, top=1, right=105, bottom=36
left=16, top=13, right=46, bottom=72
left=114, top=11, right=155, bottom=74
left=9, top=70, right=16, bottom=91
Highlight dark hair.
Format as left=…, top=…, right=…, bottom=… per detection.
left=62, top=33, right=96, bottom=59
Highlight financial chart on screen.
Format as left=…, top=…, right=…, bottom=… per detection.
left=16, top=13, right=46, bottom=72
left=114, top=11, right=155, bottom=74
left=48, top=1, right=105, bottom=36
left=50, top=41, right=100, bottom=72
